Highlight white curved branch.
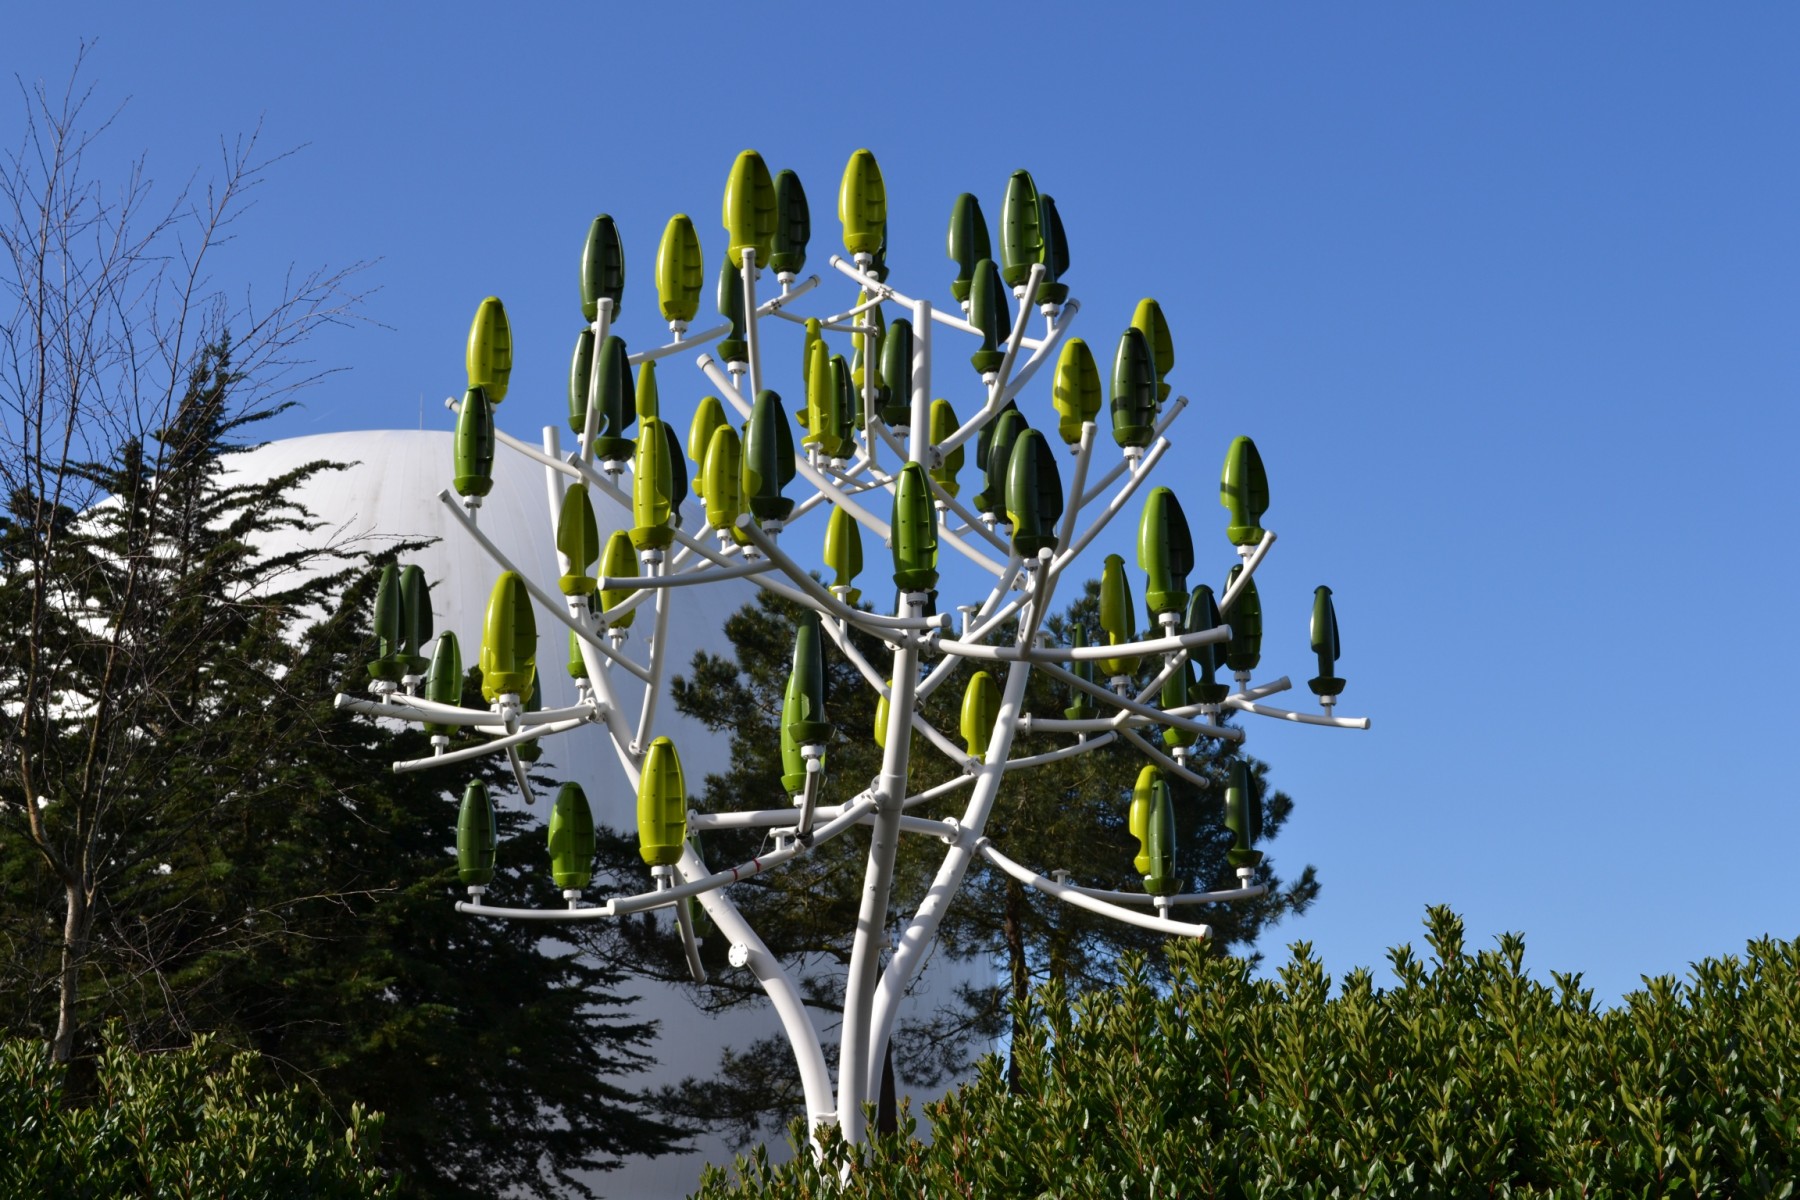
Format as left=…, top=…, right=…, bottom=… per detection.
left=976, top=840, right=1212, bottom=939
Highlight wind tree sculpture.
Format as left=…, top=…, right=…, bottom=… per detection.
left=336, top=148, right=1370, bottom=1147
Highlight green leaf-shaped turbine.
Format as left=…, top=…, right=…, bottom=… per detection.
left=423, top=632, right=463, bottom=734
left=1051, top=338, right=1101, bottom=445
left=1137, top=487, right=1194, bottom=619
left=1006, top=427, right=1063, bottom=558
left=549, top=782, right=597, bottom=890
left=457, top=780, right=496, bottom=887
left=838, top=148, right=887, bottom=258
left=999, top=169, right=1044, bottom=289
left=630, top=416, right=677, bottom=551
left=946, top=192, right=991, bottom=304
left=743, top=390, right=796, bottom=522
left=928, top=399, right=962, bottom=498
left=655, top=214, right=704, bottom=326
left=1219, top=435, right=1269, bottom=547
left=968, top=258, right=1011, bottom=376
left=823, top=506, right=863, bottom=605
left=961, top=670, right=999, bottom=759
left=772, top=169, right=810, bottom=276
left=1131, top=298, right=1174, bottom=409
left=591, top=335, right=637, bottom=465
left=1098, top=553, right=1141, bottom=679
left=1110, top=327, right=1157, bottom=450
left=1309, top=585, right=1346, bottom=698
left=780, top=611, right=830, bottom=793
left=479, top=571, right=536, bottom=702
left=638, top=738, right=688, bottom=867
left=1223, top=564, right=1262, bottom=675
left=465, top=296, right=512, bottom=405
left=598, top=530, right=639, bottom=629
left=891, top=462, right=939, bottom=593
left=453, top=387, right=495, bottom=499
left=579, top=215, right=625, bottom=323
left=722, top=149, right=777, bottom=270
left=1225, top=760, right=1263, bottom=868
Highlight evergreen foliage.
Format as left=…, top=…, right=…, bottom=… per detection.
left=594, top=589, right=1315, bottom=1145
left=698, top=909, right=1800, bottom=1198
left=0, top=1022, right=395, bottom=1198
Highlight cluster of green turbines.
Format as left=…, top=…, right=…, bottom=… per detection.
left=344, top=144, right=1366, bottom=1147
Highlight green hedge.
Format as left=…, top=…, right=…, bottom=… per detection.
left=698, top=908, right=1799, bottom=1198
left=1, top=1023, right=395, bottom=1198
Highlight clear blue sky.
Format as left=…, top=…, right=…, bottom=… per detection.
left=13, top=5, right=1797, bottom=1005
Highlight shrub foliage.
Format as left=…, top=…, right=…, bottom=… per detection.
left=698, top=908, right=1800, bottom=1198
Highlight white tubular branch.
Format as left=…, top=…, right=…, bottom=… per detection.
left=1077, top=396, right=1188, bottom=508
left=733, top=517, right=932, bottom=636
left=936, top=622, right=1228, bottom=664
left=1034, top=660, right=1246, bottom=746
left=1224, top=698, right=1372, bottom=730
left=976, top=841, right=1212, bottom=939
left=1219, top=530, right=1277, bottom=615
left=1064, top=881, right=1268, bottom=907
left=391, top=716, right=591, bottom=773
left=437, top=490, right=654, bottom=684
left=1052, top=438, right=1171, bottom=574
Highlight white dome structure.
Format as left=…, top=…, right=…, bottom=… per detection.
left=230, top=430, right=982, bottom=1196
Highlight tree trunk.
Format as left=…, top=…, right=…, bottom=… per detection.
left=1003, top=877, right=1029, bottom=1094
left=52, top=880, right=89, bottom=1063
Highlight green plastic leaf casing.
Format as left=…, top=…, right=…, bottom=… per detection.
left=772, top=169, right=811, bottom=276
left=550, top=782, right=597, bottom=889
left=798, top=318, right=825, bottom=419
left=1064, top=625, right=1098, bottom=720
left=637, top=738, right=688, bottom=867
left=465, top=296, right=512, bottom=405
left=567, top=628, right=586, bottom=680
left=1223, top=564, right=1263, bottom=674
left=592, top=335, right=637, bottom=464
left=928, top=399, right=963, bottom=498
left=999, top=170, right=1044, bottom=289
left=1099, top=553, right=1141, bottom=679
left=838, top=148, right=887, bottom=257
left=831, top=354, right=858, bottom=445
left=478, top=571, right=537, bottom=702
left=1128, top=765, right=1160, bottom=877
left=1131, top=298, right=1174, bottom=408
left=1143, top=774, right=1177, bottom=896
left=1006, top=428, right=1064, bottom=557
left=1184, top=585, right=1232, bottom=703
left=655, top=214, right=704, bottom=325
left=823, top=506, right=863, bottom=605
left=579, top=215, right=625, bottom=322
left=1138, top=487, right=1194, bottom=618
left=702, top=426, right=745, bottom=539
left=1037, top=193, right=1071, bottom=306
left=1110, top=327, right=1157, bottom=450
left=630, top=416, right=677, bottom=551
left=879, top=318, right=914, bottom=426
left=891, top=462, right=939, bottom=593
left=873, top=678, right=892, bottom=749
left=636, top=359, right=660, bottom=422
left=423, top=632, right=463, bottom=734
left=457, top=780, right=496, bottom=886
left=968, top=258, right=1011, bottom=375
left=687, top=396, right=728, bottom=499
left=659, top=420, right=688, bottom=522
left=803, top=340, right=844, bottom=455
left=946, top=192, right=991, bottom=303
left=1219, top=435, right=1270, bottom=546
left=598, top=531, right=639, bottom=630
left=722, top=150, right=777, bottom=270
left=1309, top=584, right=1346, bottom=697
left=1160, top=660, right=1197, bottom=748
left=743, top=390, right=796, bottom=522
left=556, top=486, right=600, bottom=596
left=961, top=670, right=999, bottom=758
left=1225, top=759, right=1264, bottom=868
left=367, top=564, right=405, bottom=682
left=973, top=405, right=1026, bottom=520
left=716, top=257, right=748, bottom=364
left=780, top=611, right=830, bottom=793
left=568, top=330, right=594, bottom=435
left=453, top=387, right=495, bottom=499
left=398, top=564, right=432, bottom=675
left=1051, top=338, right=1102, bottom=444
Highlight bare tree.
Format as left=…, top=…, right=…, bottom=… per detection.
left=0, top=50, right=366, bottom=1063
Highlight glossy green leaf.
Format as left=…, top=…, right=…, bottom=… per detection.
left=1138, top=487, right=1194, bottom=618
left=838, top=148, right=886, bottom=257
left=599, top=530, right=639, bottom=630
left=891, top=462, right=939, bottom=593
left=823, top=505, right=863, bottom=605
left=478, top=571, right=536, bottom=701
left=1006, top=427, right=1063, bottom=557
left=946, top=192, right=991, bottom=303
left=1219, top=435, right=1270, bottom=547
left=457, top=780, right=496, bottom=886
left=772, top=169, right=810, bottom=276
left=743, top=389, right=796, bottom=522
left=1110, top=326, right=1157, bottom=450
left=1051, top=337, right=1102, bottom=444
left=453, top=387, right=495, bottom=499
left=549, top=782, right=596, bottom=889
left=722, top=150, right=777, bottom=270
